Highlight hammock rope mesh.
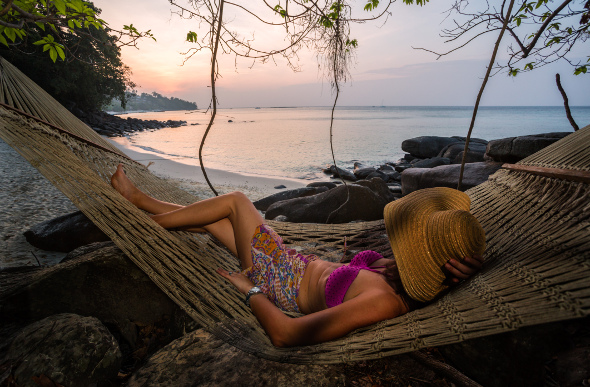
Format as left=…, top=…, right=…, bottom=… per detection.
left=0, top=57, right=588, bottom=364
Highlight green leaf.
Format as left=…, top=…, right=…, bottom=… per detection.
left=509, top=68, right=519, bottom=76
left=49, top=47, right=57, bottom=62
left=524, top=62, right=534, bottom=70
left=55, top=45, right=65, bottom=60
left=36, top=22, right=46, bottom=31
left=53, top=0, right=67, bottom=14
left=186, top=31, right=198, bottom=43
left=574, top=66, right=587, bottom=75
left=364, top=0, right=379, bottom=11
left=4, top=28, right=16, bottom=42
left=0, top=34, right=8, bottom=47
left=43, top=44, right=50, bottom=52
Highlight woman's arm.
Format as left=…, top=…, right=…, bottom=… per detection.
left=249, top=288, right=401, bottom=347
left=217, top=268, right=403, bottom=347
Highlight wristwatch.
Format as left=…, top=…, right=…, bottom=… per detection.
left=245, top=286, right=264, bottom=307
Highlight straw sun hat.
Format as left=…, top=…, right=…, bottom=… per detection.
left=384, top=187, right=486, bottom=303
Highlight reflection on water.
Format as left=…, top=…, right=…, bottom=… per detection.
left=117, top=106, right=590, bottom=181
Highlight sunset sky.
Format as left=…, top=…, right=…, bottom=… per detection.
left=95, top=0, right=589, bottom=108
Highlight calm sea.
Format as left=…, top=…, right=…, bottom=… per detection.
left=115, top=106, right=590, bottom=181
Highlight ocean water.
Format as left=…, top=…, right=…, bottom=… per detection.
left=116, top=106, right=590, bottom=181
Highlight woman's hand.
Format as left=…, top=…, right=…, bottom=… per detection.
left=442, top=254, right=484, bottom=285
left=216, top=268, right=255, bottom=294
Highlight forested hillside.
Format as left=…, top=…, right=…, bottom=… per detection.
left=106, top=92, right=197, bottom=112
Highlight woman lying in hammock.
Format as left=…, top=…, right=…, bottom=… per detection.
left=111, top=164, right=486, bottom=347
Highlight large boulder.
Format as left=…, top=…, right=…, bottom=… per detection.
left=253, top=187, right=328, bottom=211
left=439, top=142, right=487, bottom=162
left=354, top=166, right=378, bottom=179
left=401, top=162, right=503, bottom=195
left=24, top=210, right=110, bottom=252
left=323, top=165, right=358, bottom=181
left=402, top=136, right=461, bottom=159
left=1, top=243, right=194, bottom=348
left=127, top=329, right=346, bottom=386
left=411, top=156, right=451, bottom=169
left=485, top=132, right=570, bottom=163
left=265, top=178, right=395, bottom=223
left=5, top=313, right=121, bottom=387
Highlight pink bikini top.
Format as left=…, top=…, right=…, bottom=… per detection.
left=325, top=250, right=385, bottom=308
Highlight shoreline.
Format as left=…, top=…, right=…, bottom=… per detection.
left=105, top=137, right=308, bottom=201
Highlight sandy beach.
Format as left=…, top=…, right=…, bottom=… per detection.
left=0, top=139, right=78, bottom=268
left=0, top=137, right=305, bottom=269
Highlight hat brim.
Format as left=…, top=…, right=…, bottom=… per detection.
left=384, top=187, right=485, bottom=302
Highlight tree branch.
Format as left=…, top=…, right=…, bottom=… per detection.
left=522, top=0, right=573, bottom=57
left=555, top=73, right=579, bottom=131
left=458, top=0, right=516, bottom=190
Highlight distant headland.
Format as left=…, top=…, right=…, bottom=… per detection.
left=106, top=92, right=198, bottom=113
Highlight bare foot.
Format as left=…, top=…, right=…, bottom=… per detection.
left=111, top=164, right=141, bottom=204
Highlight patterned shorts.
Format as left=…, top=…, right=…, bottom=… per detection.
left=242, top=224, right=318, bottom=313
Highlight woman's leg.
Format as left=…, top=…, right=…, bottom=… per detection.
left=111, top=165, right=238, bottom=255
left=111, top=164, right=262, bottom=268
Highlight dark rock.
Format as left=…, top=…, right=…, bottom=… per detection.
left=485, top=132, right=570, bottom=163
left=382, top=170, right=401, bottom=181
left=228, top=120, right=233, bottom=122
left=366, top=170, right=389, bottom=182
left=379, top=164, right=395, bottom=171
left=387, top=183, right=403, bottom=195
left=127, top=329, right=345, bottom=386
left=274, top=185, right=287, bottom=189
left=452, top=149, right=485, bottom=164
left=354, top=167, right=377, bottom=179
left=1, top=244, right=195, bottom=347
left=394, top=162, right=412, bottom=173
left=76, top=110, right=187, bottom=137
left=24, top=211, right=110, bottom=253
left=450, top=136, right=489, bottom=145
left=411, top=157, right=451, bottom=169
left=353, top=162, right=368, bottom=170
left=253, top=187, right=328, bottom=211
left=325, top=165, right=357, bottom=181
left=403, top=153, right=417, bottom=162
left=439, top=142, right=487, bottom=161
left=439, top=317, right=590, bottom=387
left=265, top=178, right=394, bottom=223
left=306, top=182, right=337, bottom=189
left=6, top=313, right=121, bottom=387
left=402, top=136, right=461, bottom=158
left=401, top=162, right=503, bottom=195
left=354, top=177, right=396, bottom=202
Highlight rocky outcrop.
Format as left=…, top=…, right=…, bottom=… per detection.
left=24, top=211, right=109, bottom=253
left=265, top=178, right=395, bottom=223
left=401, top=162, right=503, bottom=195
left=76, top=110, right=187, bottom=137
left=127, top=329, right=345, bottom=386
left=323, top=164, right=358, bottom=181
left=402, top=136, right=462, bottom=159
left=5, top=313, right=121, bottom=387
left=253, top=187, right=328, bottom=211
left=1, top=243, right=195, bottom=348
left=485, top=132, right=570, bottom=163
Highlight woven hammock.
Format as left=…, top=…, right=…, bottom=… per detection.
left=0, top=57, right=588, bottom=364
